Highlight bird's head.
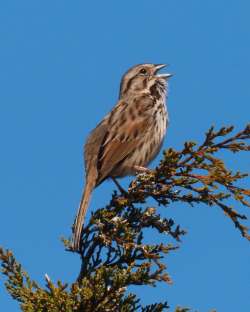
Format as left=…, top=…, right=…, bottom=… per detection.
left=119, top=63, right=172, bottom=98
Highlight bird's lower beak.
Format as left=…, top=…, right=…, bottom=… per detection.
left=157, top=73, right=173, bottom=79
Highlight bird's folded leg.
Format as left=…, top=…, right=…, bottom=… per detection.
left=111, top=177, right=128, bottom=195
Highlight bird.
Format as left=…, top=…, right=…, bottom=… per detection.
left=72, top=63, right=172, bottom=251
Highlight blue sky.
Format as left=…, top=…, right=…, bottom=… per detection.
left=0, top=1, right=250, bottom=311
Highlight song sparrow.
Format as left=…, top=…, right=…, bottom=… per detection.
left=73, top=63, right=172, bottom=251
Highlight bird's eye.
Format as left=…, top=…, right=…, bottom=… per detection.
left=139, top=68, right=147, bottom=75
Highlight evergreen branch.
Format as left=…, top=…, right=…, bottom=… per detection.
left=0, top=125, right=249, bottom=311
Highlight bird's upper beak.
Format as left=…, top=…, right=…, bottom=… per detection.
left=154, top=64, right=173, bottom=79
left=154, top=64, right=167, bottom=71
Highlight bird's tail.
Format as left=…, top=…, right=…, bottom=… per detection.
left=73, top=179, right=94, bottom=251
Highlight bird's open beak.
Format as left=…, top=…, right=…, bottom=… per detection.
left=154, top=64, right=173, bottom=79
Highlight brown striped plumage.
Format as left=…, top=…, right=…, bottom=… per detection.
left=73, top=64, right=172, bottom=251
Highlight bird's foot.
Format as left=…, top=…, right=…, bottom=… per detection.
left=133, top=166, right=154, bottom=174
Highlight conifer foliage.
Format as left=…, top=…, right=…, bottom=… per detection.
left=1, top=125, right=250, bottom=311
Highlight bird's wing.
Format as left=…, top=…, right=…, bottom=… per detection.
left=84, top=118, right=109, bottom=182
left=96, top=98, right=154, bottom=183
